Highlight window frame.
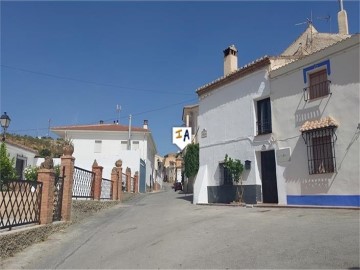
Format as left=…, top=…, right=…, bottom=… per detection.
left=302, top=127, right=337, bottom=175
left=94, top=140, right=102, bottom=153
left=256, top=97, right=272, bottom=135
left=304, top=69, right=331, bottom=101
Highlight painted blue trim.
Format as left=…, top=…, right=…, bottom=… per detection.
left=287, top=195, right=360, bottom=207
left=303, top=60, right=331, bottom=83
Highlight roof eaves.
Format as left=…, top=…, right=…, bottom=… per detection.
left=196, top=56, right=271, bottom=97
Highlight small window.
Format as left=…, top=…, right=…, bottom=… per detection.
left=120, top=141, right=128, bottom=150
left=132, top=141, right=139, bottom=150
left=257, top=98, right=272, bottom=135
left=304, top=69, right=331, bottom=101
left=94, top=140, right=102, bottom=153
left=302, top=128, right=337, bottom=174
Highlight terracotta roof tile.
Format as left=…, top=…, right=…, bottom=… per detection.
left=51, top=124, right=148, bottom=132
left=300, top=116, right=339, bottom=132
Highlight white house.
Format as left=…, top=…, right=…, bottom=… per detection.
left=51, top=120, right=157, bottom=193
left=193, top=4, right=354, bottom=205
left=5, top=140, right=37, bottom=179
left=270, top=34, right=359, bottom=207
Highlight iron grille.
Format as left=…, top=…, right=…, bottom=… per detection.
left=0, top=180, right=42, bottom=231
left=122, top=173, right=127, bottom=192
left=302, top=127, right=337, bottom=175
left=303, top=80, right=331, bottom=101
left=257, top=121, right=272, bottom=135
left=100, top=178, right=112, bottom=200
left=72, top=166, right=95, bottom=199
left=53, top=167, right=65, bottom=221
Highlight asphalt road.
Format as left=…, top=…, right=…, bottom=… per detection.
left=1, top=185, right=359, bottom=269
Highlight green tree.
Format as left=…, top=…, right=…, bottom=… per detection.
left=0, top=142, right=18, bottom=185
left=184, top=143, right=199, bottom=178
left=224, top=154, right=244, bottom=202
left=39, top=148, right=52, bottom=157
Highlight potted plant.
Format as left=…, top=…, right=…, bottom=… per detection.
left=62, top=138, right=74, bottom=156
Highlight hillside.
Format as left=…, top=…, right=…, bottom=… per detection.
left=6, top=133, right=65, bottom=158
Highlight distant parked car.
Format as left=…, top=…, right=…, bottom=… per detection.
left=174, top=182, right=182, bottom=191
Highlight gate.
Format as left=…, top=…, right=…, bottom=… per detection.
left=0, top=180, right=42, bottom=230
left=139, top=159, right=146, bottom=193
left=53, top=167, right=65, bottom=221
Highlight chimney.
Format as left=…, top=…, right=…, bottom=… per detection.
left=337, top=0, right=349, bottom=34
left=223, top=45, right=238, bottom=76
left=99, top=120, right=104, bottom=124
left=143, top=120, right=148, bottom=130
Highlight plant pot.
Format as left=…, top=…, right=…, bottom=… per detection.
left=63, top=145, right=74, bottom=156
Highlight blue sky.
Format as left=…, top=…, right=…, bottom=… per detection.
left=1, top=1, right=359, bottom=156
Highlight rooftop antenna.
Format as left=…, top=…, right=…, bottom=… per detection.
left=116, top=104, right=121, bottom=124
left=317, top=15, right=332, bottom=33
left=295, top=11, right=314, bottom=52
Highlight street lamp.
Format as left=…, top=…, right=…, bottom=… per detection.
left=0, top=112, right=11, bottom=141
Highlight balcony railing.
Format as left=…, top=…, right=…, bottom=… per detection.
left=257, top=121, right=272, bottom=135
left=303, top=80, right=331, bottom=101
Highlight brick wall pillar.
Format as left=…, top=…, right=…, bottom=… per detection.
left=126, top=167, right=131, bottom=193
left=134, top=171, right=139, bottom=193
left=92, top=160, right=103, bottom=200
left=37, top=169, right=55, bottom=224
left=111, top=167, right=118, bottom=200
left=60, top=155, right=75, bottom=221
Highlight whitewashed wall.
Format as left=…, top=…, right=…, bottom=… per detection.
left=6, top=144, right=37, bottom=168
left=62, top=130, right=156, bottom=190
left=271, top=37, right=360, bottom=203
left=194, top=68, right=270, bottom=204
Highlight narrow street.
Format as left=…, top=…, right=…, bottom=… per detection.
left=2, top=185, right=359, bottom=269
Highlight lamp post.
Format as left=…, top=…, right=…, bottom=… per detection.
left=0, top=112, right=11, bottom=142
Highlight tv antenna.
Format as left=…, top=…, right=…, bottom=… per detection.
left=295, top=11, right=314, bottom=52
left=317, top=15, right=332, bottom=33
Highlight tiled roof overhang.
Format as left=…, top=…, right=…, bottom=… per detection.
left=196, top=57, right=271, bottom=97
left=300, top=116, right=339, bottom=132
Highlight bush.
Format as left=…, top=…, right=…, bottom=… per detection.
left=0, top=142, right=18, bottom=184
left=24, top=166, right=38, bottom=181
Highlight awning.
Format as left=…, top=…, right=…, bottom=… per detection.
left=300, top=116, right=338, bottom=132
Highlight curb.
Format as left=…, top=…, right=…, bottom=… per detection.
left=196, top=203, right=360, bottom=210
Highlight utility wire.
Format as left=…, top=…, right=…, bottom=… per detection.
left=8, top=97, right=198, bottom=134
left=1, top=64, right=194, bottom=96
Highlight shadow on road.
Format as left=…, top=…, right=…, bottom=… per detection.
left=175, top=192, right=193, bottom=203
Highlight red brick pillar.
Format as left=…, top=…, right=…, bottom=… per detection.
left=111, top=167, right=118, bottom=200
left=126, top=167, right=131, bottom=193
left=37, top=169, right=55, bottom=224
left=60, top=155, right=75, bottom=221
left=134, top=171, right=139, bottom=193
left=92, top=160, right=103, bottom=200
left=114, top=160, right=122, bottom=201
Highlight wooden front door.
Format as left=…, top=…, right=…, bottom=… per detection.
left=261, top=150, right=278, bottom=203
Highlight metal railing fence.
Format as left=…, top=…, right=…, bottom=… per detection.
left=100, top=178, right=112, bottom=200
left=72, top=166, right=95, bottom=199
left=0, top=180, right=42, bottom=231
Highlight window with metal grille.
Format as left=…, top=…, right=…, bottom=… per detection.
left=304, top=69, right=331, bottom=101
left=257, top=97, right=272, bottom=135
left=302, top=127, right=337, bottom=174
left=219, top=162, right=233, bottom=185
